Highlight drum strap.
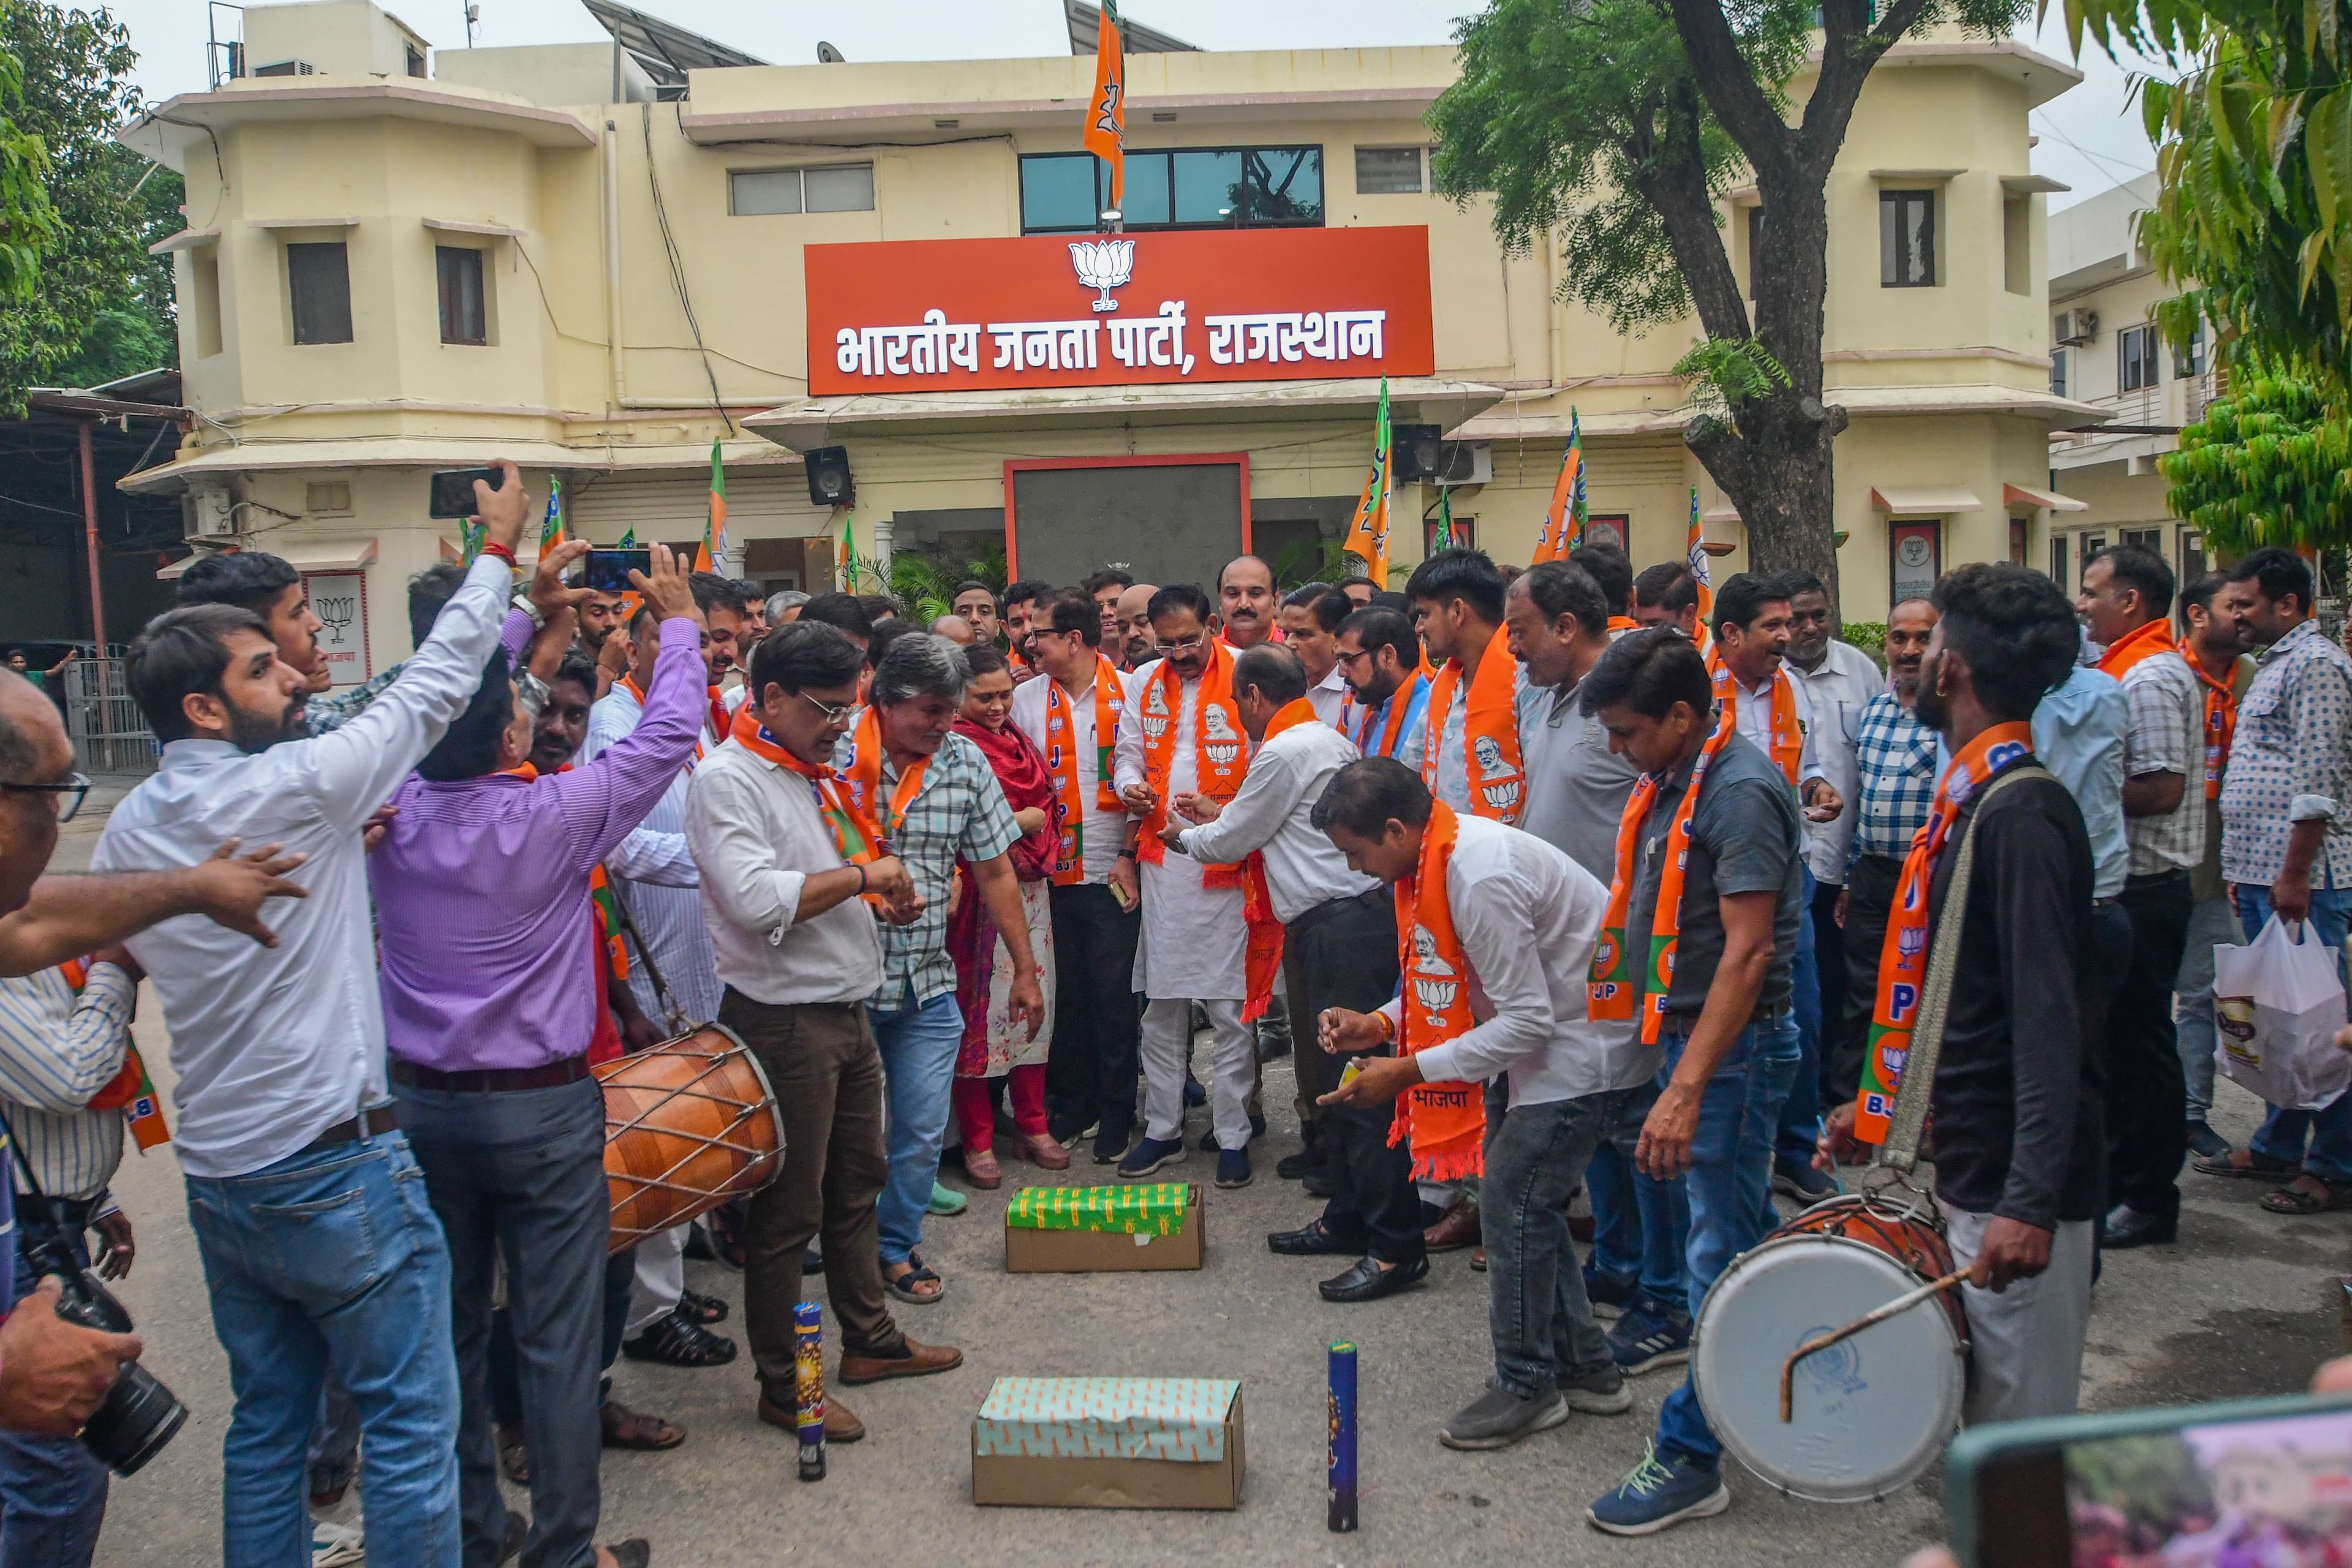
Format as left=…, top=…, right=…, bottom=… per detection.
left=1877, top=764, right=2048, bottom=1174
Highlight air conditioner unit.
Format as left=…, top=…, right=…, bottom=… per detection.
left=1432, top=441, right=1492, bottom=488
left=250, top=58, right=317, bottom=77
left=2053, top=309, right=2097, bottom=346
left=184, top=487, right=235, bottom=540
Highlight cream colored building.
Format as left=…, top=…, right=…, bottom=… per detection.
left=119, top=0, right=2101, bottom=676
left=2044, top=174, right=2224, bottom=594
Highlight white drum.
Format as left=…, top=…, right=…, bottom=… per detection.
left=1691, top=1229, right=1967, bottom=1502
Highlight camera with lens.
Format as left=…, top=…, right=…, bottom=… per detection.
left=24, top=1232, right=187, bottom=1476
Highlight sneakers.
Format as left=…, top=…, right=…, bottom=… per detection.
left=2187, top=1120, right=2232, bottom=1160
left=1560, top=1359, right=1634, bottom=1414
left=1215, top=1147, right=1253, bottom=1189
left=1091, top=1125, right=1133, bottom=1166
left=1583, top=1261, right=1638, bottom=1320
left=1606, top=1298, right=1693, bottom=1376
left=311, top=1518, right=366, bottom=1568
left=1587, top=1442, right=1730, bottom=1536
left=1118, top=1135, right=1186, bottom=1180
left=1438, top=1385, right=1568, bottom=1451
left=1771, top=1155, right=1839, bottom=1204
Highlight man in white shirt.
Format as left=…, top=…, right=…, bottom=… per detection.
left=94, top=462, right=539, bottom=1568
left=684, top=622, right=958, bottom=1446
left=582, top=600, right=738, bottom=1368
left=1278, top=585, right=1352, bottom=729
left=1011, top=595, right=1142, bottom=1164
left=1315, top=757, right=1648, bottom=1450
left=1709, top=573, right=1845, bottom=1206
left=1113, top=585, right=1259, bottom=1186
left=1161, top=647, right=1414, bottom=1300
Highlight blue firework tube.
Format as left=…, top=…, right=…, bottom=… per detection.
left=1327, top=1340, right=1359, bottom=1532
left=794, top=1301, right=826, bottom=1482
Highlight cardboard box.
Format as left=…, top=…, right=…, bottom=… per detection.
left=1003, top=1183, right=1203, bottom=1273
left=972, top=1376, right=1244, bottom=1510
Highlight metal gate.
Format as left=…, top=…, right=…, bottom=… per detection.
left=63, top=650, right=159, bottom=776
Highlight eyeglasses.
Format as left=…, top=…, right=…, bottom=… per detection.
left=1335, top=647, right=1376, bottom=668
left=1159, top=632, right=1212, bottom=654
left=798, top=691, right=857, bottom=725
left=1, top=772, right=90, bottom=823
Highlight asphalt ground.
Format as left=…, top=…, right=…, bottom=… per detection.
left=47, top=786, right=2347, bottom=1568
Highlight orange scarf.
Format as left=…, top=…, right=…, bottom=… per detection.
left=619, top=673, right=710, bottom=767
left=1590, top=720, right=1736, bottom=1043
left=2190, top=651, right=2239, bottom=803
left=1348, top=669, right=1428, bottom=761
left=1388, top=799, right=1485, bottom=1182
left=1607, top=616, right=1638, bottom=633
left=1708, top=655, right=1803, bottom=786
left=2094, top=616, right=2181, bottom=680
left=837, top=707, right=932, bottom=844
left=1045, top=657, right=1126, bottom=886
left=68, top=959, right=172, bottom=1151
left=729, top=704, right=886, bottom=869
left=1420, top=625, right=1524, bottom=823
left=1852, top=720, right=2034, bottom=1143
left=1231, top=699, right=1317, bottom=1022
left=1135, top=642, right=1250, bottom=888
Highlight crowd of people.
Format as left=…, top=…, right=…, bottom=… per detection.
left=0, top=456, right=2342, bottom=1564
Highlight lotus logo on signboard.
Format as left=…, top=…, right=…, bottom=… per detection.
left=1069, top=238, right=1134, bottom=312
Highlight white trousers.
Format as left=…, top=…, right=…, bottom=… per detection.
left=1141, top=998, right=1254, bottom=1149
left=1947, top=1208, right=2095, bottom=1426
left=627, top=1221, right=687, bottom=1335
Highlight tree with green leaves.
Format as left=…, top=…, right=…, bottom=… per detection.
left=2161, top=359, right=2352, bottom=550
left=1430, top=0, right=2029, bottom=592
left=0, top=1, right=181, bottom=412
left=0, top=6, right=55, bottom=308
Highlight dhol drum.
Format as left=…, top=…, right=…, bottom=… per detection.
left=1692, top=1191, right=1970, bottom=1502
left=598, top=1026, right=786, bottom=1254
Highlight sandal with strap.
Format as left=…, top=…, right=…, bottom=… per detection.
left=884, top=1253, right=947, bottom=1306
left=496, top=1420, right=530, bottom=1485
left=620, top=1309, right=738, bottom=1368
left=2195, top=1148, right=2302, bottom=1180
left=2262, top=1177, right=2352, bottom=1215
left=601, top=1398, right=685, bottom=1451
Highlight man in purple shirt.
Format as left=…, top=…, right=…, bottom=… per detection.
left=371, top=546, right=703, bottom=1568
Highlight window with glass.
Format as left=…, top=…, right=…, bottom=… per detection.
left=435, top=246, right=486, bottom=345
left=729, top=164, right=876, bottom=216
left=2049, top=347, right=2068, bottom=398
left=1879, top=188, right=1935, bottom=287
left=287, top=241, right=353, bottom=345
left=1354, top=146, right=1424, bottom=194
left=2119, top=324, right=2160, bottom=391
left=2173, top=320, right=2206, bottom=378
left=1018, top=146, right=1325, bottom=234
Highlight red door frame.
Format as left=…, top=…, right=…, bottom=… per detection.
left=1001, top=453, right=1253, bottom=578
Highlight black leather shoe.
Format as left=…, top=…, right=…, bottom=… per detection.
left=622, top=1309, right=737, bottom=1367
left=2104, top=1202, right=2179, bottom=1249
left=1276, top=1144, right=1327, bottom=1180
left=1302, top=1168, right=1338, bottom=1199
left=1319, top=1254, right=1430, bottom=1303
left=1268, top=1219, right=1359, bottom=1256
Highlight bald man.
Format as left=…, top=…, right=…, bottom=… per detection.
left=929, top=614, right=976, bottom=646
left=1219, top=557, right=1276, bottom=650
left=1115, top=583, right=1159, bottom=673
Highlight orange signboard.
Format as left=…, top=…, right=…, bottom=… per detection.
left=806, top=226, right=1434, bottom=396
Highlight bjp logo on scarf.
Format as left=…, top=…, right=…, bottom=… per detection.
left=1593, top=930, right=1619, bottom=973
left=1202, top=704, right=1243, bottom=769
left=1142, top=680, right=1170, bottom=740
left=1471, top=734, right=1523, bottom=816
left=1410, top=924, right=1459, bottom=1018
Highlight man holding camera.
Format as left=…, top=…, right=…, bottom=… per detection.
left=96, top=461, right=544, bottom=1567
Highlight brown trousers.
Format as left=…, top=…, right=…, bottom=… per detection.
left=718, top=989, right=907, bottom=1393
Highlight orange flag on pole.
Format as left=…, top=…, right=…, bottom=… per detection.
left=696, top=439, right=726, bottom=573
left=1084, top=2, right=1126, bottom=208
left=1340, top=376, right=1393, bottom=589
left=1534, top=410, right=1587, bottom=564
left=1686, top=486, right=1714, bottom=653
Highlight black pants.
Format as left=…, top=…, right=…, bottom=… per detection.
left=1832, top=853, right=1903, bottom=1107
left=1809, top=873, right=1847, bottom=1103
left=1046, top=881, right=1144, bottom=1139
left=2109, top=872, right=2193, bottom=1219
left=490, top=1245, right=636, bottom=1426
left=1292, top=889, right=1422, bottom=1265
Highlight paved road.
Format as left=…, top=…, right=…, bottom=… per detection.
left=48, top=786, right=2346, bottom=1567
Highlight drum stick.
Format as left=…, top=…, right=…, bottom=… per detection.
left=794, top=1302, right=826, bottom=1481
left=606, top=880, right=692, bottom=1035
left=1327, top=1340, right=1357, bottom=1533
left=1779, top=1270, right=1968, bottom=1423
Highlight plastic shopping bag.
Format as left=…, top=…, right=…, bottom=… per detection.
left=2211, top=915, right=2351, bottom=1112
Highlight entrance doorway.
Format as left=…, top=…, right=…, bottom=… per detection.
left=1005, top=456, right=1250, bottom=589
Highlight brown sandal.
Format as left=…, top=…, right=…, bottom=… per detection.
left=600, top=1398, right=685, bottom=1450
left=496, top=1421, right=530, bottom=1483
left=2195, top=1148, right=2302, bottom=1180
left=962, top=1146, right=1002, bottom=1189
left=1018, top=1133, right=1071, bottom=1170
left=2261, top=1176, right=2352, bottom=1215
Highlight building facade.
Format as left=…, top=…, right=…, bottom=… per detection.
left=119, top=0, right=2098, bottom=675
left=2044, top=174, right=2224, bottom=595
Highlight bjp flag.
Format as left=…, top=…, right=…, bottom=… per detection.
left=1340, top=377, right=1393, bottom=588
left=1534, top=410, right=1586, bottom=564
left=696, top=439, right=726, bottom=573
left=1084, top=1, right=1126, bottom=207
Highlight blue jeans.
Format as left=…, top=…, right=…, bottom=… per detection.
left=1486, top=1089, right=1629, bottom=1397
left=1586, top=1080, right=1692, bottom=1314
left=1776, top=867, right=1824, bottom=1165
left=2234, top=883, right=2352, bottom=1183
left=184, top=1130, right=461, bottom=1568
left=870, top=988, right=967, bottom=1267
left=0, top=1223, right=108, bottom=1567
left=2174, top=895, right=2241, bottom=1121
left=1654, top=1011, right=1802, bottom=1469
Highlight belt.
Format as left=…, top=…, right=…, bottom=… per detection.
left=300, top=1104, right=401, bottom=1155
left=388, top=1055, right=590, bottom=1094
left=2124, top=869, right=2191, bottom=891
left=1289, top=884, right=1389, bottom=938
left=14, top=1194, right=97, bottom=1230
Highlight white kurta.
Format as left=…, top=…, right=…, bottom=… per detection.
left=1114, top=658, right=1248, bottom=1001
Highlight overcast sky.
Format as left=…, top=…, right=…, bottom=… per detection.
left=108, top=0, right=2169, bottom=208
